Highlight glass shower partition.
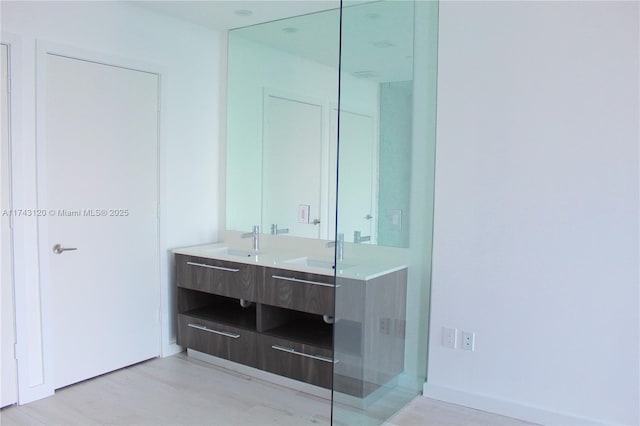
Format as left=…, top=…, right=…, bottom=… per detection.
left=332, top=1, right=439, bottom=424
left=225, top=1, right=438, bottom=423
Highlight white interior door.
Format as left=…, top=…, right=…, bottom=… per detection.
left=42, top=54, right=160, bottom=389
left=1, top=43, right=18, bottom=407
left=330, top=108, right=376, bottom=243
left=263, top=95, right=323, bottom=238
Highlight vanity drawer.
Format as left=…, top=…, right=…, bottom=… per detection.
left=257, top=335, right=334, bottom=388
left=259, top=268, right=335, bottom=316
left=177, top=314, right=257, bottom=367
left=176, top=254, right=257, bottom=300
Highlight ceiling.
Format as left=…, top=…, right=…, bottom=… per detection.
left=133, top=1, right=414, bottom=83
left=231, top=1, right=414, bottom=82
left=131, top=1, right=340, bottom=30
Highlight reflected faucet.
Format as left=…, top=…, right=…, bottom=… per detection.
left=270, top=224, right=289, bottom=235
left=353, top=230, right=371, bottom=244
left=242, top=225, right=260, bottom=251
left=326, top=233, right=344, bottom=261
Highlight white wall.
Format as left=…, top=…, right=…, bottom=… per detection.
left=427, top=2, right=639, bottom=425
left=1, top=1, right=221, bottom=403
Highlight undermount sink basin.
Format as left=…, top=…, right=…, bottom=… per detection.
left=284, top=257, right=352, bottom=270
left=204, top=247, right=258, bottom=258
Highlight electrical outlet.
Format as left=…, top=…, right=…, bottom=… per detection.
left=379, top=318, right=391, bottom=335
left=462, top=331, right=475, bottom=351
left=442, top=327, right=457, bottom=349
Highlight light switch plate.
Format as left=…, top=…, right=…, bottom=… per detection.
left=442, top=327, right=457, bottom=349
left=388, top=209, right=402, bottom=231
left=298, top=204, right=310, bottom=224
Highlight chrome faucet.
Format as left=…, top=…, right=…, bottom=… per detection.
left=242, top=225, right=260, bottom=251
left=326, top=233, right=344, bottom=261
left=353, top=230, right=371, bottom=244
left=270, top=224, right=289, bottom=235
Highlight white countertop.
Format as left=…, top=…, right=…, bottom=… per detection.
left=173, top=231, right=408, bottom=281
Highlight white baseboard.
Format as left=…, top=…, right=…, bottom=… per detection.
left=161, top=342, right=184, bottom=358
left=17, top=385, right=54, bottom=406
left=422, top=383, right=604, bottom=426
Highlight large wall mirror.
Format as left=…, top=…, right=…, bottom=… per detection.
left=226, top=1, right=414, bottom=248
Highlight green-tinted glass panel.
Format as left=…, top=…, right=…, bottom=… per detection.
left=332, top=1, right=439, bottom=424
left=226, top=2, right=438, bottom=424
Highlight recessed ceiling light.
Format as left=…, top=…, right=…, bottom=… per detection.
left=372, top=40, right=395, bottom=48
left=352, top=70, right=377, bottom=79
left=365, top=13, right=380, bottom=19
left=282, top=27, right=298, bottom=33
left=234, top=9, right=253, bottom=17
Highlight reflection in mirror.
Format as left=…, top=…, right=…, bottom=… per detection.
left=226, top=1, right=414, bottom=247
left=226, top=7, right=341, bottom=240
left=337, top=0, right=414, bottom=248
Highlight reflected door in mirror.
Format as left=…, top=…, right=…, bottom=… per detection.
left=263, top=94, right=323, bottom=239
left=330, top=108, right=376, bottom=243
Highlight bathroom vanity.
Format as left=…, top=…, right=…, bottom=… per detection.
left=174, top=233, right=407, bottom=397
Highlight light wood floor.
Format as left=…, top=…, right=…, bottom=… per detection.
left=1, top=353, right=535, bottom=426
left=386, top=397, right=536, bottom=426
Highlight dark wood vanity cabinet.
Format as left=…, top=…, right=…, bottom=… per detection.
left=177, top=313, right=258, bottom=367
left=256, top=302, right=333, bottom=388
left=175, top=253, right=406, bottom=396
left=259, top=267, right=335, bottom=316
left=257, top=334, right=333, bottom=389
left=176, top=254, right=259, bottom=369
left=176, top=255, right=256, bottom=300
left=333, top=270, right=408, bottom=398
left=176, top=253, right=335, bottom=389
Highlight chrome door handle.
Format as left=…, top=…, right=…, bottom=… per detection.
left=312, top=219, right=320, bottom=225
left=53, top=244, right=77, bottom=254
left=365, top=214, right=373, bottom=220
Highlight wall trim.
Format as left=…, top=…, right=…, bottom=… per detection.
left=422, top=383, right=605, bottom=426
left=1, top=31, right=57, bottom=406
left=161, top=342, right=183, bottom=358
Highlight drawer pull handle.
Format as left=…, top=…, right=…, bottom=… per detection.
left=187, top=323, right=240, bottom=339
left=271, top=275, right=335, bottom=288
left=271, top=345, right=337, bottom=364
left=187, top=261, right=240, bottom=273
